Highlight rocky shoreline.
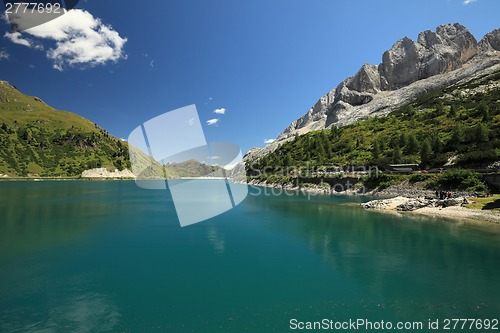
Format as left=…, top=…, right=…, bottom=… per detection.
left=0, top=168, right=136, bottom=180
left=246, top=179, right=500, bottom=224
left=81, top=168, right=135, bottom=179
left=361, top=196, right=500, bottom=224
left=245, top=179, right=361, bottom=196
left=361, top=196, right=467, bottom=211
left=245, top=179, right=475, bottom=198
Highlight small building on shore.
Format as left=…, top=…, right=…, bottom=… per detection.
left=387, top=164, right=419, bottom=173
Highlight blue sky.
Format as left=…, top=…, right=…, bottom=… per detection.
left=0, top=0, right=498, bottom=154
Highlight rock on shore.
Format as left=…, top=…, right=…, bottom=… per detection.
left=362, top=196, right=466, bottom=211
left=81, top=168, right=135, bottom=179
left=246, top=179, right=365, bottom=195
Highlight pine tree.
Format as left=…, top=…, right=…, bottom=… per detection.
left=392, top=145, right=402, bottom=164
left=407, top=133, right=419, bottom=154
left=449, top=104, right=458, bottom=118
left=450, top=125, right=464, bottom=144
left=478, top=102, right=490, bottom=121
left=285, top=152, right=293, bottom=167
left=399, top=133, right=408, bottom=148
left=420, top=139, right=433, bottom=167
left=372, top=140, right=381, bottom=160
left=330, top=126, right=340, bottom=140
left=402, top=105, right=416, bottom=117
left=431, top=135, right=443, bottom=154
left=379, top=138, right=386, bottom=151
left=317, top=140, right=326, bottom=163
left=475, top=124, right=489, bottom=143
left=324, top=137, right=332, bottom=158
left=308, top=136, right=315, bottom=151
left=345, top=140, right=354, bottom=153
left=390, top=136, right=399, bottom=149
left=435, top=102, right=445, bottom=117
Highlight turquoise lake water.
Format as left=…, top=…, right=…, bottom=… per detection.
left=0, top=181, right=499, bottom=332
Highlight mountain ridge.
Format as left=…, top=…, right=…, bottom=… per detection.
left=246, top=23, right=500, bottom=161
left=0, top=80, right=131, bottom=177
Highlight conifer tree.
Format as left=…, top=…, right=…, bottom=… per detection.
left=420, top=139, right=433, bottom=167
left=392, top=145, right=402, bottom=163
left=407, top=133, right=419, bottom=154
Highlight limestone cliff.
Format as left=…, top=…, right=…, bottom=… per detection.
left=247, top=23, right=500, bottom=161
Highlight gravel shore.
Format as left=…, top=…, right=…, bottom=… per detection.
left=247, top=180, right=500, bottom=224
left=362, top=196, right=500, bottom=224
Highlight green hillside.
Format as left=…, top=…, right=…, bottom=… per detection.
left=165, top=159, right=223, bottom=179
left=248, top=70, right=500, bottom=183
left=0, top=80, right=130, bottom=177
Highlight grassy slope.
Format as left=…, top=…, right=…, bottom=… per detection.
left=165, top=160, right=223, bottom=179
left=464, top=194, right=500, bottom=210
left=0, top=80, right=130, bottom=177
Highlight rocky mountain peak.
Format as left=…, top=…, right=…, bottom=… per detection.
left=380, top=23, right=477, bottom=90
left=479, top=28, right=500, bottom=53
left=331, top=23, right=481, bottom=108
left=380, top=36, right=424, bottom=90
left=345, top=64, right=381, bottom=94
left=246, top=24, right=500, bottom=162
left=418, top=30, right=442, bottom=48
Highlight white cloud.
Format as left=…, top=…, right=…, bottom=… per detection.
left=463, top=0, right=477, bottom=4
left=264, top=138, right=275, bottom=144
left=4, top=31, right=42, bottom=49
left=206, top=118, right=219, bottom=126
left=5, top=9, right=127, bottom=70
left=213, top=108, right=226, bottom=115
left=0, top=50, right=9, bottom=60
left=4, top=32, right=30, bottom=47
left=0, top=13, right=9, bottom=24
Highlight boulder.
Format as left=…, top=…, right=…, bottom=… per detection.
left=362, top=199, right=390, bottom=210
left=439, top=198, right=463, bottom=208
left=396, top=198, right=432, bottom=211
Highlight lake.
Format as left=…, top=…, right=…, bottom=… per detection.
left=1, top=181, right=499, bottom=332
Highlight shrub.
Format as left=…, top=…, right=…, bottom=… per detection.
left=427, top=169, right=489, bottom=194
left=457, top=150, right=498, bottom=166
left=409, top=173, right=434, bottom=183
left=267, top=174, right=291, bottom=184
left=363, top=172, right=407, bottom=190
